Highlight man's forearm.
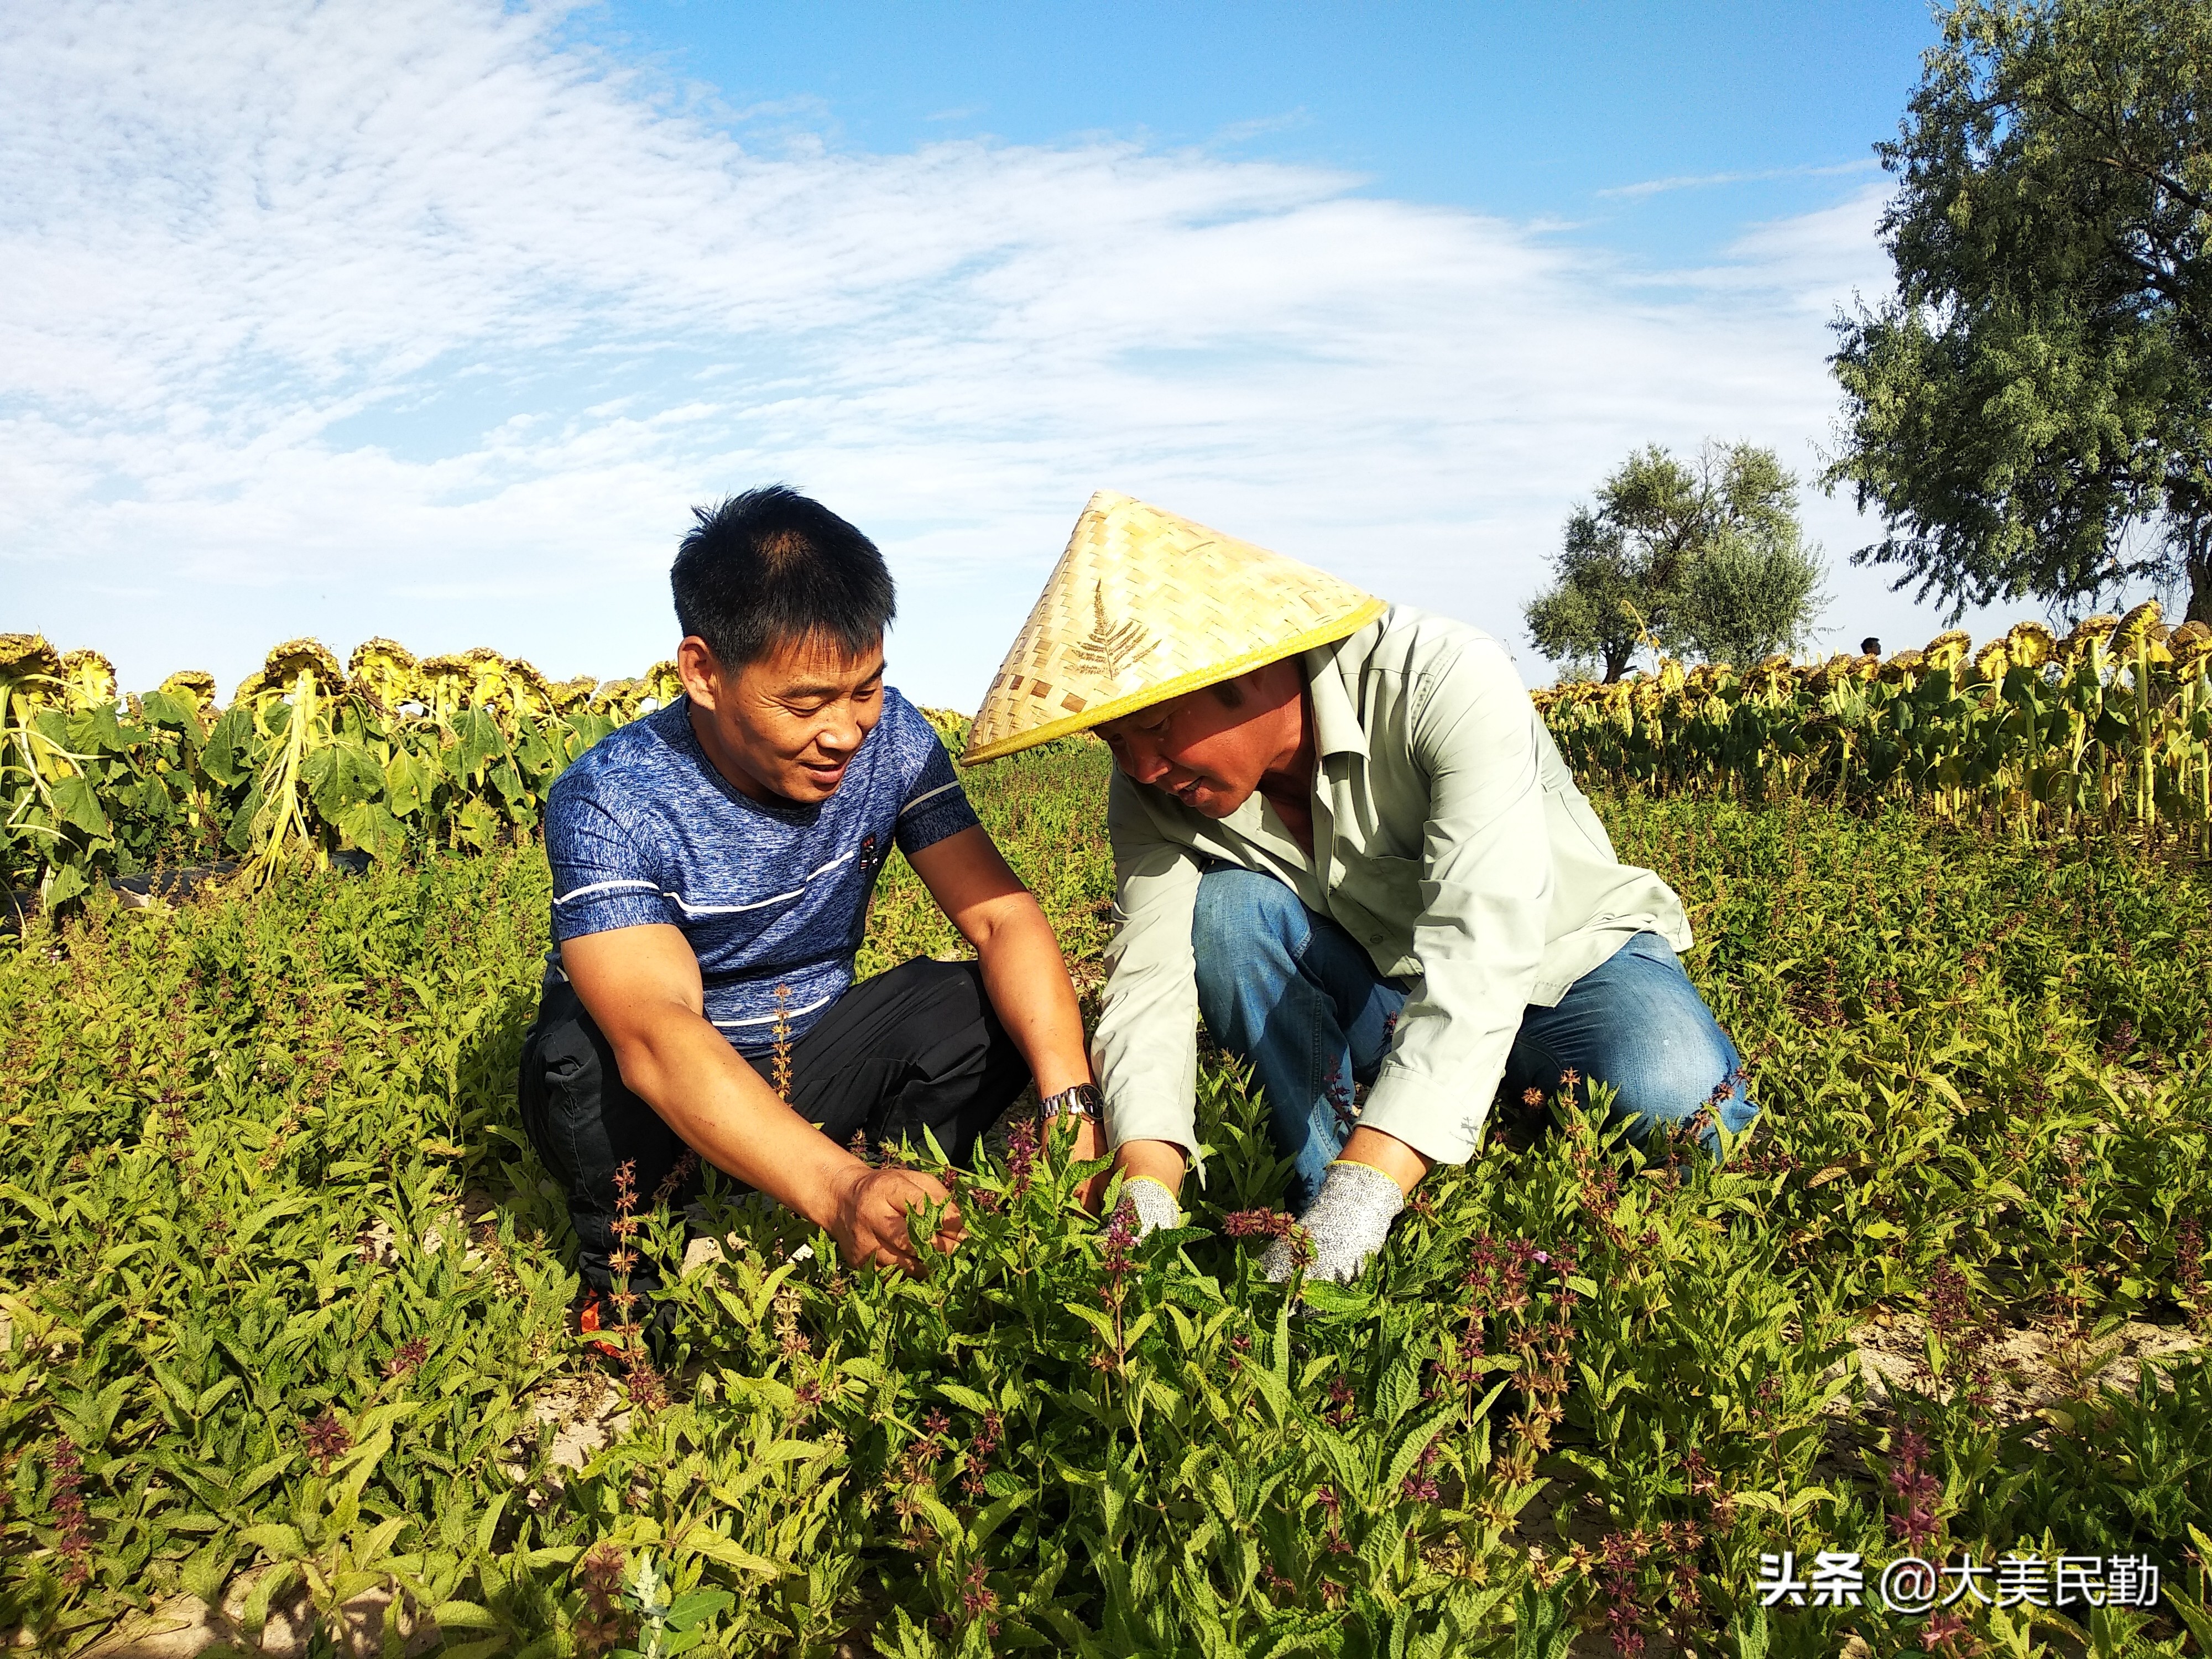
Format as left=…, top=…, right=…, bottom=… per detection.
left=559, top=923, right=963, bottom=1273
left=1114, top=1137, right=1187, bottom=1194
left=612, top=1013, right=863, bottom=1230
left=1338, top=1125, right=1431, bottom=1193
left=972, top=899, right=1093, bottom=1098
left=1062, top=1125, right=1186, bottom=1213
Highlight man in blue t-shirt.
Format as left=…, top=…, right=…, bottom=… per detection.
left=519, top=486, right=1102, bottom=1320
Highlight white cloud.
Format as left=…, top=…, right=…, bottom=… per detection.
left=1, top=0, right=2002, bottom=706
left=1595, top=159, right=1880, bottom=201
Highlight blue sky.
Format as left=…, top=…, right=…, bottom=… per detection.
left=583, top=1, right=1923, bottom=256
left=6, top=0, right=2038, bottom=708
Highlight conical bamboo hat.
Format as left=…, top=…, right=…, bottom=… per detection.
left=962, top=490, right=1385, bottom=764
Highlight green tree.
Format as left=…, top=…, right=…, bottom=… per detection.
left=1672, top=523, right=1831, bottom=669
left=1826, top=0, right=2212, bottom=624
left=1525, top=442, right=1827, bottom=679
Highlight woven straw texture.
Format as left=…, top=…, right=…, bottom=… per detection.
left=962, top=490, right=1385, bottom=764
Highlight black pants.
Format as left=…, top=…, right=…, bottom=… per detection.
left=518, top=957, right=1031, bottom=1296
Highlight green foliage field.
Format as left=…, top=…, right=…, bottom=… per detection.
left=4, top=741, right=2211, bottom=1657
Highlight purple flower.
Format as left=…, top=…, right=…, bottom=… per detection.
left=1005, top=1114, right=1040, bottom=1196
left=302, top=1411, right=352, bottom=1475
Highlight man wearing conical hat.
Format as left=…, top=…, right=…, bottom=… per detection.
left=966, top=492, right=1760, bottom=1282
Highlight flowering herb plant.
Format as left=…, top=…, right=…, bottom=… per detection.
left=2, top=745, right=2211, bottom=1655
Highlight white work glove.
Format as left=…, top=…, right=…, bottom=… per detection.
left=1262, top=1160, right=1404, bottom=1284
left=1121, top=1175, right=1182, bottom=1239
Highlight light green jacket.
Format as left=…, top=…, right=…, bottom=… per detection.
left=1091, top=606, right=1692, bottom=1167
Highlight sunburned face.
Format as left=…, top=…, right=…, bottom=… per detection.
left=1094, top=660, right=1307, bottom=819
left=679, top=630, right=885, bottom=806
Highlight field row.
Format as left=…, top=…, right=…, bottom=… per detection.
left=1539, top=603, right=2212, bottom=846
left=12, top=604, right=2212, bottom=908
left=4, top=745, right=2210, bottom=1654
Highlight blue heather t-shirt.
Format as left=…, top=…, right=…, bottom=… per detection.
left=544, top=690, right=979, bottom=1054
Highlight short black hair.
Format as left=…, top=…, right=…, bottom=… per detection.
left=671, top=485, right=896, bottom=670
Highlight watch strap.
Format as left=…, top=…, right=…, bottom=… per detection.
left=1041, top=1082, right=1103, bottom=1120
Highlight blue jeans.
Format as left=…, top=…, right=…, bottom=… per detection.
left=1191, top=868, right=1760, bottom=1208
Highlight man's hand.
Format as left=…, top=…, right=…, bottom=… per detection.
left=1263, top=1159, right=1406, bottom=1285
left=1067, top=1118, right=1191, bottom=1233
left=1120, top=1175, right=1181, bottom=1238
left=563, top=925, right=966, bottom=1278
left=1066, top=1115, right=1114, bottom=1210
left=828, top=1164, right=964, bottom=1273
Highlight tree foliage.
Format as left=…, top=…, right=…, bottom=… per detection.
left=1826, top=0, right=2212, bottom=624
left=1524, top=442, right=1827, bottom=680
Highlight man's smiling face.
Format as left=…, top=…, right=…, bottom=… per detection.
left=680, top=629, right=885, bottom=806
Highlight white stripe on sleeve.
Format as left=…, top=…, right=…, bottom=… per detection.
left=553, top=878, right=664, bottom=906
left=899, top=779, right=962, bottom=818
left=712, top=992, right=837, bottom=1029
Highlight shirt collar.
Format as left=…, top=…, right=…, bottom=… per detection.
left=1302, top=643, right=1370, bottom=761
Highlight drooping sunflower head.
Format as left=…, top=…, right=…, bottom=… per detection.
left=2168, top=620, right=2212, bottom=672
left=347, top=638, right=419, bottom=711
left=1971, top=640, right=2010, bottom=683
left=455, top=646, right=520, bottom=711
left=415, top=653, right=474, bottom=710
left=919, top=706, right=972, bottom=748
left=500, top=656, right=556, bottom=718
left=1921, top=630, right=1971, bottom=672
left=246, top=639, right=346, bottom=706
left=591, top=676, right=644, bottom=717
left=1880, top=647, right=1925, bottom=685
left=2113, top=601, right=2163, bottom=656
left=2005, top=620, right=2057, bottom=670
left=157, top=670, right=220, bottom=718
left=2059, top=614, right=2120, bottom=665
left=58, top=648, right=118, bottom=711
left=641, top=659, right=684, bottom=710
left=3, top=634, right=66, bottom=710
left=547, top=674, right=599, bottom=714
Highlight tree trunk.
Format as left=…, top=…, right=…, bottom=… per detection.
left=2177, top=505, right=2212, bottom=625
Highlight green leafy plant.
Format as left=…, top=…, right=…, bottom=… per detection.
left=3, top=691, right=2210, bottom=1656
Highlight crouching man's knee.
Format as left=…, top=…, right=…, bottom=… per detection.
left=1600, top=1024, right=1759, bottom=1151
left=1192, top=867, right=1308, bottom=961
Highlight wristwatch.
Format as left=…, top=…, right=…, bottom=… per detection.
left=1040, top=1082, right=1103, bottom=1122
